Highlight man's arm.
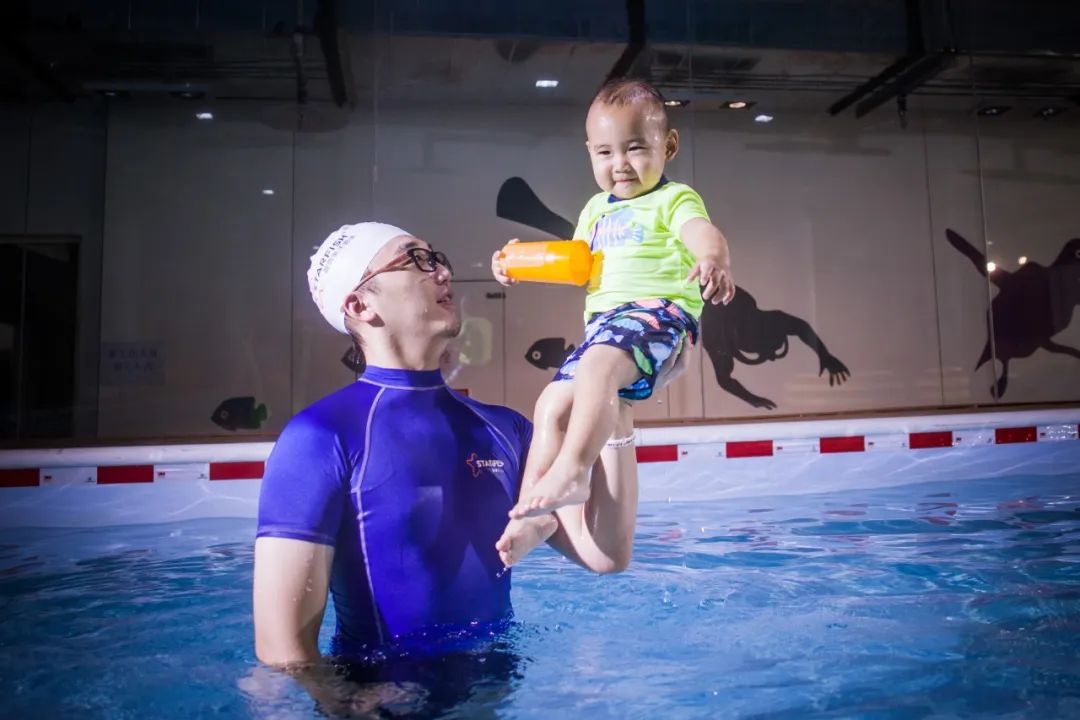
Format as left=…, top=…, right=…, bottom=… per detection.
left=253, top=536, right=334, bottom=666
left=252, top=538, right=409, bottom=715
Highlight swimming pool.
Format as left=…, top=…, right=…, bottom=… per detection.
left=1, top=410, right=1078, bottom=718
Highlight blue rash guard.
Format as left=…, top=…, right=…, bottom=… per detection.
left=256, top=366, right=531, bottom=659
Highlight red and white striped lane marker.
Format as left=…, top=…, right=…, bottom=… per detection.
left=628, top=422, right=1080, bottom=464
left=0, top=461, right=266, bottom=488
left=208, top=461, right=266, bottom=481
left=0, top=468, right=40, bottom=488
left=2, top=422, right=1077, bottom=482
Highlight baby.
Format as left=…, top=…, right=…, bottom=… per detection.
left=492, top=78, right=735, bottom=563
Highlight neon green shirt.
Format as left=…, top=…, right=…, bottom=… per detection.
left=574, top=178, right=708, bottom=320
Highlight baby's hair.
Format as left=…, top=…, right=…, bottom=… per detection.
left=591, top=77, right=668, bottom=127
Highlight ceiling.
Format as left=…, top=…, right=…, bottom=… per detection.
left=2, top=0, right=1078, bottom=118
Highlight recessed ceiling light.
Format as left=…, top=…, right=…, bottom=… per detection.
left=976, top=105, right=1010, bottom=117
left=535, top=79, right=559, bottom=89
left=262, top=189, right=275, bottom=196
left=723, top=100, right=755, bottom=110
left=1034, top=106, right=1066, bottom=119
left=664, top=99, right=689, bottom=108
left=986, top=261, right=997, bottom=272
left=754, top=114, right=774, bottom=123
left=195, top=111, right=214, bottom=121
left=1018, top=256, right=1027, bottom=265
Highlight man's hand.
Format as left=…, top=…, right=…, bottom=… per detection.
left=491, top=239, right=519, bottom=287
left=687, top=255, right=735, bottom=305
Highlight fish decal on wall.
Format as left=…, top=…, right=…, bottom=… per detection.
left=525, top=338, right=576, bottom=370
left=211, top=396, right=268, bottom=431
left=341, top=345, right=365, bottom=375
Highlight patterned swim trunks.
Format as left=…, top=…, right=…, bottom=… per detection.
left=553, top=298, right=699, bottom=401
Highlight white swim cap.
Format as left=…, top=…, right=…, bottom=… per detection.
left=308, top=222, right=412, bottom=334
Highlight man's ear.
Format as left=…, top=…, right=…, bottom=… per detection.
left=665, top=128, right=680, bottom=161
left=342, top=291, right=378, bottom=326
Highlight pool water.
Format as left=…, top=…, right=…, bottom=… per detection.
left=1, top=473, right=1078, bottom=719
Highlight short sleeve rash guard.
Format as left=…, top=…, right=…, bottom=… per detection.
left=257, top=366, right=532, bottom=658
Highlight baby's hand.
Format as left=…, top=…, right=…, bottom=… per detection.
left=491, top=239, right=519, bottom=287
left=688, top=255, right=735, bottom=305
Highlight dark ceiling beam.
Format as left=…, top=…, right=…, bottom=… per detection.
left=315, top=0, right=354, bottom=108
left=827, top=0, right=944, bottom=118
left=854, top=50, right=952, bottom=118
left=905, top=0, right=927, bottom=56
left=1, top=2, right=75, bottom=102
left=0, top=31, right=76, bottom=102
left=605, top=0, right=647, bottom=82
left=827, top=55, right=919, bottom=116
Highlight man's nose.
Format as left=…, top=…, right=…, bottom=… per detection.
left=434, top=264, right=453, bottom=283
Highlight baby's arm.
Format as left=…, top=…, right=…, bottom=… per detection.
left=491, top=239, right=519, bottom=287
left=681, top=218, right=735, bottom=305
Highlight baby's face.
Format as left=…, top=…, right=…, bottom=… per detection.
left=585, top=102, right=677, bottom=199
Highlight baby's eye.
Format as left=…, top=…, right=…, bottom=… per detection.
left=629, top=145, right=646, bottom=152
left=596, top=150, right=611, bottom=157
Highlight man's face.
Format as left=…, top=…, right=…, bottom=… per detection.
left=357, top=235, right=460, bottom=344
left=585, top=101, right=677, bottom=199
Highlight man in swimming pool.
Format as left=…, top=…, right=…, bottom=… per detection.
left=253, top=222, right=686, bottom=677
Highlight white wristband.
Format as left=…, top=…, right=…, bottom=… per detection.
left=605, top=432, right=637, bottom=449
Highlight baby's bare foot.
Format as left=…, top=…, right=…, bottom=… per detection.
left=495, top=515, right=558, bottom=567
left=509, top=465, right=590, bottom=519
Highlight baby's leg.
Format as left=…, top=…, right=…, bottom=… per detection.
left=494, top=382, right=574, bottom=563
left=510, top=345, right=640, bottom=518
left=520, top=381, right=574, bottom=492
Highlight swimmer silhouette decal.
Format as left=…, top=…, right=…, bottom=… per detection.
left=699, top=288, right=850, bottom=410
left=498, top=177, right=852, bottom=409
left=945, top=229, right=1080, bottom=398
